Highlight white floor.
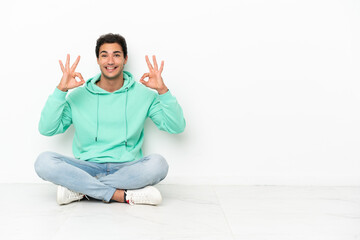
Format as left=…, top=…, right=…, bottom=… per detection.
left=0, top=184, right=359, bottom=240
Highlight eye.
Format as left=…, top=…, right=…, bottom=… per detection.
left=101, top=54, right=107, bottom=58
left=115, top=54, right=121, bottom=58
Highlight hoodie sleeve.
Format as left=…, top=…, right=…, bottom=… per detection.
left=148, top=90, right=186, bottom=134
left=38, top=88, right=73, bottom=136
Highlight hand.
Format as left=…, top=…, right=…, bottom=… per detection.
left=57, top=54, right=85, bottom=92
left=140, top=55, right=168, bottom=94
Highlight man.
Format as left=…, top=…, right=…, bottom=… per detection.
left=34, top=33, right=186, bottom=206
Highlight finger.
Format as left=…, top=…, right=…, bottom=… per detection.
left=59, top=60, right=65, bottom=73
left=139, top=79, right=148, bottom=86
left=66, top=54, right=70, bottom=70
left=159, top=60, right=164, bottom=73
left=76, top=81, right=85, bottom=87
left=71, top=56, right=81, bottom=72
left=74, top=73, right=85, bottom=87
left=74, top=72, right=85, bottom=83
left=139, top=73, right=149, bottom=82
left=145, top=55, right=153, bottom=71
left=75, top=79, right=85, bottom=87
left=152, top=55, right=158, bottom=70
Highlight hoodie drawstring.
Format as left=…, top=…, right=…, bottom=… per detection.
left=124, top=87, right=129, bottom=148
left=95, top=93, right=99, bottom=142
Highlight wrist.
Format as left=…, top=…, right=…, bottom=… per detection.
left=157, top=86, right=168, bottom=95
left=57, top=85, right=68, bottom=92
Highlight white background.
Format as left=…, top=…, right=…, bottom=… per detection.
left=0, top=0, right=359, bottom=185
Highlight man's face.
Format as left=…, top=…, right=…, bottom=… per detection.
left=97, top=43, right=128, bottom=80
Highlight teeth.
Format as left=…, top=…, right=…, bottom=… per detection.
left=107, top=67, right=114, bottom=70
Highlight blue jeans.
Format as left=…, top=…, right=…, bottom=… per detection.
left=34, top=151, right=169, bottom=202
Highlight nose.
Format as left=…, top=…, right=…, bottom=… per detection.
left=107, top=56, right=114, bottom=65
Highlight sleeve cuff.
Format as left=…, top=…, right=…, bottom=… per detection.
left=158, top=90, right=174, bottom=102
left=52, top=87, right=68, bottom=101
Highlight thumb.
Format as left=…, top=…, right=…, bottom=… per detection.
left=140, top=79, right=149, bottom=87
left=139, top=73, right=150, bottom=86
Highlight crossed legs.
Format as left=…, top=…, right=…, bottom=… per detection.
left=34, top=151, right=169, bottom=203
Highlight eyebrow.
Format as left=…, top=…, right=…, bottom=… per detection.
left=100, top=50, right=122, bottom=54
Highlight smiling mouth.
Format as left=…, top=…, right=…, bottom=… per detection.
left=105, top=66, right=117, bottom=72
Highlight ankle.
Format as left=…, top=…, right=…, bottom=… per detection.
left=111, top=189, right=125, bottom=203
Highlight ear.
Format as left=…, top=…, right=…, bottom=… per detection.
left=124, top=55, right=128, bottom=65
left=97, top=57, right=100, bottom=65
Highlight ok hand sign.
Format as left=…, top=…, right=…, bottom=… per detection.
left=57, top=54, right=85, bottom=92
left=140, top=55, right=168, bottom=95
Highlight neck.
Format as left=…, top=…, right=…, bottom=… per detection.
left=97, top=73, right=124, bottom=92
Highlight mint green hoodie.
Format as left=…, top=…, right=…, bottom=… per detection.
left=39, top=71, right=186, bottom=163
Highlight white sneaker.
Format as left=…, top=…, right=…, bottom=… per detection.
left=125, top=186, right=162, bottom=206
left=57, top=186, right=84, bottom=205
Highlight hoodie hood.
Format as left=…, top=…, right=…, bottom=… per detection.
left=85, top=71, right=135, bottom=94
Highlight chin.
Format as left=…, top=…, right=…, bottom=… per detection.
left=102, top=72, right=122, bottom=80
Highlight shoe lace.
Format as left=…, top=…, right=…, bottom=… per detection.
left=67, top=191, right=86, bottom=201
left=128, top=192, right=150, bottom=204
